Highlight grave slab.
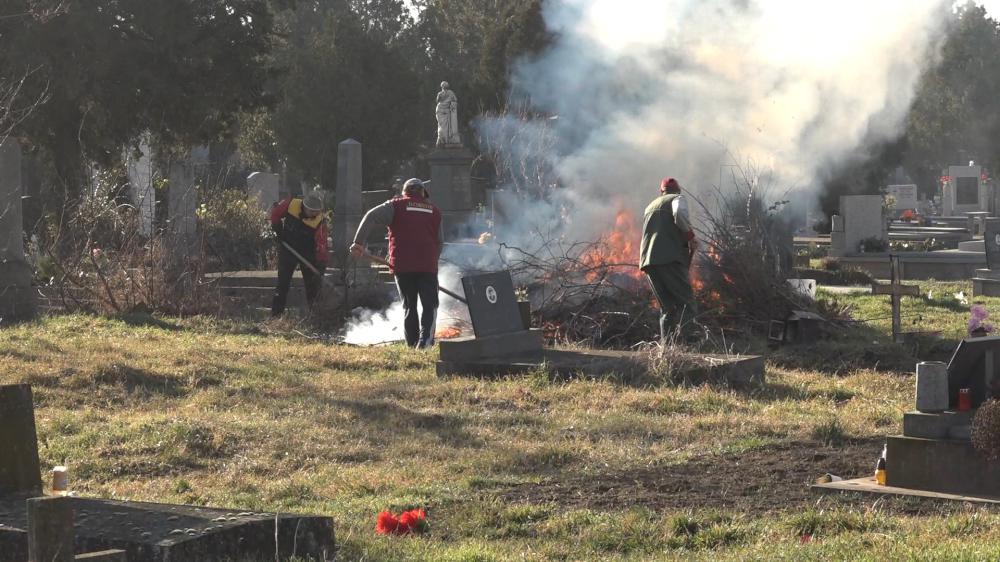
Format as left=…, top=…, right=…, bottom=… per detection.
left=812, top=476, right=1000, bottom=504
left=0, top=497, right=334, bottom=562
left=438, top=330, right=543, bottom=362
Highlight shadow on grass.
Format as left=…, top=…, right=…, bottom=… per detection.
left=328, top=398, right=482, bottom=449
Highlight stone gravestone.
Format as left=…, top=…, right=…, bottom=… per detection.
left=167, top=146, right=207, bottom=250
left=462, top=271, right=525, bottom=338
left=125, top=135, right=155, bottom=238
left=0, top=140, right=36, bottom=322
left=943, top=164, right=987, bottom=216
left=887, top=184, right=918, bottom=216
left=332, top=139, right=363, bottom=267
left=246, top=171, right=279, bottom=213
left=0, top=384, right=41, bottom=496
left=829, top=195, right=885, bottom=256
left=972, top=218, right=1000, bottom=296
left=0, top=384, right=335, bottom=562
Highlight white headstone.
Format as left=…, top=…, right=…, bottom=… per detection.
left=887, top=184, right=918, bottom=213
left=125, top=136, right=155, bottom=237
left=943, top=165, right=987, bottom=216
left=915, top=361, right=949, bottom=412
left=167, top=146, right=207, bottom=248
left=333, top=139, right=363, bottom=266
left=837, top=195, right=885, bottom=255
left=247, top=172, right=280, bottom=213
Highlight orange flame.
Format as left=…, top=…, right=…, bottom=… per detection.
left=580, top=204, right=643, bottom=281
left=435, top=326, right=462, bottom=340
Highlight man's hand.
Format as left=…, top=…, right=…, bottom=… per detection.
left=349, top=243, right=365, bottom=259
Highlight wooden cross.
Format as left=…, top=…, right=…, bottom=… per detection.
left=871, top=255, right=920, bottom=343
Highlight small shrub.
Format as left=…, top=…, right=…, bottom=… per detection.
left=972, top=399, right=1000, bottom=460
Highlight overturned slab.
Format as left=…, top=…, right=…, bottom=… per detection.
left=0, top=496, right=334, bottom=562
left=437, top=347, right=764, bottom=387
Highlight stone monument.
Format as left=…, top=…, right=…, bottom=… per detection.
left=435, top=81, right=461, bottom=148
left=886, top=184, right=918, bottom=217
left=829, top=195, right=886, bottom=257
left=0, top=140, right=36, bottom=323
left=942, top=164, right=989, bottom=217
left=125, top=135, right=156, bottom=238
left=332, top=139, right=363, bottom=267
left=167, top=146, right=207, bottom=251
left=428, top=81, right=475, bottom=238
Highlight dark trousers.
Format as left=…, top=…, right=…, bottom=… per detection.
left=271, top=246, right=325, bottom=317
left=395, top=272, right=439, bottom=348
left=645, top=263, right=697, bottom=341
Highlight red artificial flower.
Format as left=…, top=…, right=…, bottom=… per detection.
left=375, top=511, right=400, bottom=535
left=399, top=508, right=427, bottom=534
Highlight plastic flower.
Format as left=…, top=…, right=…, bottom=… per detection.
left=375, top=511, right=400, bottom=535
left=399, top=509, right=427, bottom=534
left=968, top=305, right=995, bottom=335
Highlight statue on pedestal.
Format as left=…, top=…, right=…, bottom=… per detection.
left=435, top=81, right=461, bottom=147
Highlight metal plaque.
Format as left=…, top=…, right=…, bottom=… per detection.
left=461, top=271, right=525, bottom=338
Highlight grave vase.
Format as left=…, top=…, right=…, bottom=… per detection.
left=915, top=361, right=949, bottom=413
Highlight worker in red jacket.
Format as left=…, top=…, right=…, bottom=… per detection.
left=350, top=178, right=443, bottom=348
left=270, top=190, right=329, bottom=317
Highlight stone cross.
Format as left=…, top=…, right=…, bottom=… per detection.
left=871, top=255, right=920, bottom=343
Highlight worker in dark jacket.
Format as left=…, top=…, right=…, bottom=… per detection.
left=640, top=177, right=698, bottom=342
left=270, top=190, right=329, bottom=317
left=350, top=178, right=443, bottom=348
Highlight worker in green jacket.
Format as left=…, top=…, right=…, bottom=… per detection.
left=639, top=177, right=698, bottom=342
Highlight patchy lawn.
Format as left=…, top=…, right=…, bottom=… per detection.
left=3, top=290, right=1000, bottom=560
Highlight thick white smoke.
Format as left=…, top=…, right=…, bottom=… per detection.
left=480, top=0, right=952, bottom=243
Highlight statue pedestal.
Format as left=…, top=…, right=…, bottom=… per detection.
left=427, top=148, right=476, bottom=239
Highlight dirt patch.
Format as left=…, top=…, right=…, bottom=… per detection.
left=499, top=441, right=882, bottom=515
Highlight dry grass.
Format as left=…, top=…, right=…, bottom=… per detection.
left=3, top=298, right=1000, bottom=560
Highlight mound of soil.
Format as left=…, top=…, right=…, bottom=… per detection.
left=500, top=441, right=880, bottom=515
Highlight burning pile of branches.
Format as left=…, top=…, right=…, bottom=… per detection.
left=691, top=162, right=814, bottom=330
left=496, top=207, right=660, bottom=348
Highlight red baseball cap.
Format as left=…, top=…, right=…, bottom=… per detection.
left=660, top=177, right=680, bottom=192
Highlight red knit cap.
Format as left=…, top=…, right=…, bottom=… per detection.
left=660, top=177, right=680, bottom=193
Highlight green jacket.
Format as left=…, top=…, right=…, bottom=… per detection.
left=640, top=194, right=687, bottom=270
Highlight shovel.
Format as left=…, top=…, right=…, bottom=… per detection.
left=279, top=240, right=334, bottom=288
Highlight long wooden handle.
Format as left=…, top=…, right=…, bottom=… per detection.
left=360, top=252, right=467, bottom=304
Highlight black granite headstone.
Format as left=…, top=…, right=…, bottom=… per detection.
left=0, top=385, right=41, bottom=495
left=985, top=218, right=1000, bottom=270
left=947, top=335, right=1000, bottom=409
left=461, top=271, right=524, bottom=338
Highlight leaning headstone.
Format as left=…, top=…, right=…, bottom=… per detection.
left=0, top=140, right=36, bottom=322
left=0, top=384, right=41, bottom=495
left=332, top=139, right=363, bottom=267
left=246, top=172, right=279, bottom=213
left=27, top=496, right=74, bottom=562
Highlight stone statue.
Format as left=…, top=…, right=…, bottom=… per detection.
left=435, top=81, right=461, bottom=147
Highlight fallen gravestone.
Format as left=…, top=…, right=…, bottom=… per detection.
left=437, top=271, right=764, bottom=386
left=0, top=384, right=335, bottom=562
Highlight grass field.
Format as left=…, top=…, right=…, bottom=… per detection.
left=4, top=281, right=1000, bottom=560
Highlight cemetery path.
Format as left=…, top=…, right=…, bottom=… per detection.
left=499, top=440, right=883, bottom=514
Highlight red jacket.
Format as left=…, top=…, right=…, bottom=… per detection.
left=388, top=194, right=442, bottom=273
left=270, top=197, right=329, bottom=265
